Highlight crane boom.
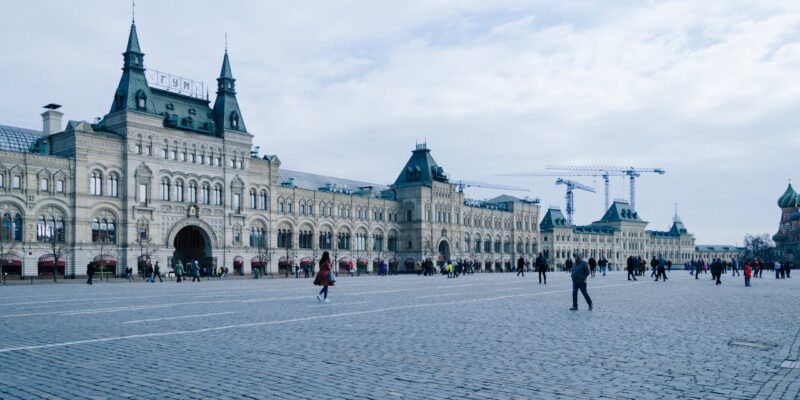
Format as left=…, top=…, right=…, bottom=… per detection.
left=547, top=165, right=665, bottom=210
left=451, top=180, right=528, bottom=193
left=555, top=178, right=595, bottom=224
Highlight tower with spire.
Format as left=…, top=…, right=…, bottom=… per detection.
left=109, top=21, right=156, bottom=115
left=774, top=181, right=800, bottom=255
left=212, top=49, right=247, bottom=135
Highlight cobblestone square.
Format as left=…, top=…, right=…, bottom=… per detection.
left=0, top=272, right=798, bottom=399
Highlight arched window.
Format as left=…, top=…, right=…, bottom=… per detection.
left=319, top=231, right=332, bottom=250
left=37, top=216, right=65, bottom=242
left=135, top=90, right=147, bottom=110
left=249, top=190, right=257, bottom=209
left=92, top=218, right=116, bottom=243
left=188, top=182, right=197, bottom=203
left=160, top=178, right=170, bottom=201
left=259, top=191, right=268, bottom=210
left=108, top=174, right=119, bottom=197
left=250, top=226, right=265, bottom=247
left=278, top=228, right=292, bottom=249
left=201, top=184, right=210, bottom=204
left=175, top=180, right=184, bottom=202
left=230, top=112, right=240, bottom=130
left=214, top=185, right=223, bottom=205
left=90, top=173, right=102, bottom=196
left=1, top=212, right=22, bottom=241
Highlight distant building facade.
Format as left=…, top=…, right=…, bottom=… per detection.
left=0, top=23, right=540, bottom=278
left=540, top=201, right=696, bottom=269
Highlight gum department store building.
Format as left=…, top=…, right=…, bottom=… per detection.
left=0, top=23, right=718, bottom=278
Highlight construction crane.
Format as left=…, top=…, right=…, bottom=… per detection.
left=450, top=180, right=529, bottom=193
left=497, top=171, right=622, bottom=211
left=556, top=178, right=596, bottom=224
left=547, top=165, right=665, bottom=210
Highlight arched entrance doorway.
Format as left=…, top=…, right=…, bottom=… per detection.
left=438, top=240, right=451, bottom=262
left=173, top=226, right=212, bottom=271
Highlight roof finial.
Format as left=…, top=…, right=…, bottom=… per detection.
left=225, top=32, right=228, bottom=54
left=132, top=0, right=135, bottom=24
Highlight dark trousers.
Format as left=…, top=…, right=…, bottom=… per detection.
left=731, top=268, right=739, bottom=276
left=86, top=274, right=94, bottom=285
left=153, top=272, right=163, bottom=282
left=627, top=269, right=636, bottom=280
left=192, top=276, right=200, bottom=282
left=538, top=270, right=546, bottom=284
left=176, top=275, right=182, bottom=282
left=715, top=273, right=721, bottom=285
left=517, top=269, right=524, bottom=277
left=572, top=282, right=592, bottom=308
left=318, top=285, right=328, bottom=299
left=655, top=268, right=667, bottom=281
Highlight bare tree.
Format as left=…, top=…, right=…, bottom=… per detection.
left=48, top=233, right=71, bottom=282
left=134, top=236, right=158, bottom=278
left=743, top=233, right=776, bottom=262
left=253, top=234, right=271, bottom=279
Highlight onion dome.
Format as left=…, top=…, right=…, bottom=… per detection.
left=778, top=183, right=798, bottom=208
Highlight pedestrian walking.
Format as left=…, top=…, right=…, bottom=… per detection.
left=626, top=256, right=637, bottom=281
left=86, top=262, right=95, bottom=285
left=314, top=251, right=334, bottom=303
left=191, top=260, right=201, bottom=282
left=569, top=253, right=592, bottom=311
left=655, top=255, right=667, bottom=282
left=588, top=257, right=597, bottom=278
left=775, top=260, right=782, bottom=279
left=145, top=263, right=154, bottom=283
left=564, top=258, right=573, bottom=273
left=712, top=259, right=722, bottom=285
left=535, top=253, right=547, bottom=284
left=125, top=266, right=133, bottom=281
left=174, top=260, right=184, bottom=282
left=153, top=261, right=163, bottom=282
left=744, top=261, right=752, bottom=287
left=650, top=256, right=658, bottom=278
left=516, top=256, right=525, bottom=277
left=731, top=257, right=739, bottom=277
left=598, top=257, right=608, bottom=276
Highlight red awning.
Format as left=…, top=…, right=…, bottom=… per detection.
left=93, top=255, right=117, bottom=266
left=300, top=257, right=314, bottom=267
left=0, top=253, right=22, bottom=267
left=251, top=256, right=266, bottom=267
left=357, top=258, right=368, bottom=266
left=38, top=254, right=65, bottom=267
left=279, top=257, right=294, bottom=267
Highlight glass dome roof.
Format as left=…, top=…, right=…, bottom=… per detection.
left=0, top=124, right=43, bottom=153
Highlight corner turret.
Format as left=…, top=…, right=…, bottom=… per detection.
left=108, top=23, right=156, bottom=115
left=212, top=51, right=247, bottom=135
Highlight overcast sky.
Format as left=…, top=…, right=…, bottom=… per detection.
left=1, top=0, right=798, bottom=245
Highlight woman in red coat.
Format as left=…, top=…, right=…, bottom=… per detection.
left=743, top=261, right=752, bottom=287
left=314, top=251, right=334, bottom=302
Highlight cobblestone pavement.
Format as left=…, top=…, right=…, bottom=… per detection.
left=0, top=271, right=798, bottom=400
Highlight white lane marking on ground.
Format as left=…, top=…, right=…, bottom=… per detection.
left=123, top=312, right=237, bottom=324
left=0, top=281, right=643, bottom=353
left=307, top=301, right=370, bottom=308
left=416, top=293, right=455, bottom=299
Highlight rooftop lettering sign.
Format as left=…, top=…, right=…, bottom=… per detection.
left=146, top=69, right=205, bottom=100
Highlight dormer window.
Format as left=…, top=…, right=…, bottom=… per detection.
left=230, top=112, right=239, bottom=129
left=188, top=108, right=196, bottom=115
left=165, top=103, right=174, bottom=110
left=135, top=90, right=147, bottom=110
left=115, top=92, right=126, bottom=111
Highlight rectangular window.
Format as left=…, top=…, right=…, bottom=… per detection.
left=162, top=148, right=168, bottom=158
left=191, top=154, right=196, bottom=163
left=170, top=150, right=177, bottom=160
left=56, top=180, right=64, bottom=192
left=145, top=145, right=151, bottom=156
left=237, top=160, right=243, bottom=169
left=138, top=184, right=147, bottom=203
left=233, top=193, right=241, bottom=210
left=0, top=174, right=4, bottom=187
left=39, top=178, right=48, bottom=191
left=216, top=157, right=221, bottom=166
left=179, top=152, right=186, bottom=161
left=230, top=159, right=235, bottom=168
left=134, top=144, right=141, bottom=154
left=12, top=176, right=20, bottom=189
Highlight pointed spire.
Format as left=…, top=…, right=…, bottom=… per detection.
left=673, top=203, right=682, bottom=223
left=220, top=52, right=234, bottom=79
left=126, top=22, right=142, bottom=54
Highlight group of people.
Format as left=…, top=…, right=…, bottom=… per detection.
left=171, top=260, right=228, bottom=282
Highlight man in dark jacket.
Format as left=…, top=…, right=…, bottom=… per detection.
left=588, top=257, right=597, bottom=277
left=570, top=253, right=592, bottom=311
left=564, top=258, right=573, bottom=273
left=655, top=256, right=667, bottom=282
left=626, top=256, right=637, bottom=281
left=516, top=256, right=525, bottom=277
left=86, top=262, right=95, bottom=285
left=535, top=253, right=547, bottom=284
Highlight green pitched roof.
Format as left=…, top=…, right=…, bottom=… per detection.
left=152, top=89, right=216, bottom=135
left=778, top=183, right=798, bottom=208
left=599, top=201, right=643, bottom=222
left=393, top=145, right=448, bottom=187
left=540, top=208, right=571, bottom=231
left=108, top=23, right=156, bottom=116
